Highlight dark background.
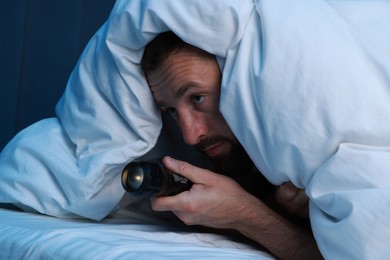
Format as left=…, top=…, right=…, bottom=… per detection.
left=0, top=0, right=116, bottom=151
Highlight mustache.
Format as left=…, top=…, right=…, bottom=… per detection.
left=194, top=135, right=234, bottom=151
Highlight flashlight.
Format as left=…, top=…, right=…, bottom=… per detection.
left=121, top=159, right=192, bottom=197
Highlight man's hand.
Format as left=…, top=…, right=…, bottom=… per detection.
left=151, top=156, right=254, bottom=229
left=275, top=182, right=309, bottom=219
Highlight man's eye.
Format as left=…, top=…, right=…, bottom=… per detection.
left=193, top=95, right=205, bottom=104
left=165, top=107, right=178, bottom=118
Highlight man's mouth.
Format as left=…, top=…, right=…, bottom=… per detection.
left=202, top=141, right=224, bottom=157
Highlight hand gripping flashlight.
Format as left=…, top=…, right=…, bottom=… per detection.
left=121, top=159, right=192, bottom=197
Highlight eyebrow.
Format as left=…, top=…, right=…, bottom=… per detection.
left=156, top=82, right=201, bottom=109
left=174, top=83, right=201, bottom=99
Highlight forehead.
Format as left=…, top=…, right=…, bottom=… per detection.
left=146, top=46, right=221, bottom=101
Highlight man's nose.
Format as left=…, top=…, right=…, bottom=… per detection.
left=178, top=111, right=206, bottom=146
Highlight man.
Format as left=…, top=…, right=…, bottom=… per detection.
left=141, top=31, right=322, bottom=260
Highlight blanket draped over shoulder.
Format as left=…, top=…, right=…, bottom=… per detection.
left=1, top=0, right=389, bottom=258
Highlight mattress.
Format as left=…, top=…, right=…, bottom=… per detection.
left=0, top=207, right=274, bottom=259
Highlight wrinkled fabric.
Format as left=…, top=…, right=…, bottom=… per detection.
left=1, top=0, right=389, bottom=258
left=218, top=1, right=390, bottom=259
left=0, top=208, right=274, bottom=260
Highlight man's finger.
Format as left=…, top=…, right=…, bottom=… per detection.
left=275, top=182, right=309, bottom=218
left=162, top=156, right=214, bottom=183
left=276, top=182, right=299, bottom=202
left=151, top=193, right=187, bottom=212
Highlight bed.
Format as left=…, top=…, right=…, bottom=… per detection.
left=0, top=206, right=273, bottom=259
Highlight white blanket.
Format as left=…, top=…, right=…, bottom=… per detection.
left=0, top=208, right=273, bottom=259
left=1, top=0, right=389, bottom=258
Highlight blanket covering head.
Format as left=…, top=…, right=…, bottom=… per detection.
left=1, top=0, right=390, bottom=258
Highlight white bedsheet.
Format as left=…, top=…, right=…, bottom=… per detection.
left=0, top=208, right=273, bottom=259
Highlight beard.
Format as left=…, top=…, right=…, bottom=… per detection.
left=194, top=135, right=253, bottom=177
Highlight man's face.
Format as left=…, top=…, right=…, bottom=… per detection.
left=146, top=46, right=250, bottom=175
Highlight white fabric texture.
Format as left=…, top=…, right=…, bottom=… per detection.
left=0, top=0, right=389, bottom=258
left=218, top=1, right=390, bottom=259
left=0, top=208, right=274, bottom=259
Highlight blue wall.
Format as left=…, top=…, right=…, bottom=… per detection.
left=0, top=0, right=116, bottom=150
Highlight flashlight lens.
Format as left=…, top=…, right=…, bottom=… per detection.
left=127, top=166, right=144, bottom=191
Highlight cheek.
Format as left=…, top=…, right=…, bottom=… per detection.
left=209, top=112, right=234, bottom=137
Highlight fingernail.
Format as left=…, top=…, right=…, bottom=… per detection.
left=163, top=156, right=174, bottom=167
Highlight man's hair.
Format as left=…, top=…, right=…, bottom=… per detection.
left=141, top=31, right=187, bottom=75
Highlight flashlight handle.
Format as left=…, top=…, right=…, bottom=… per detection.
left=160, top=171, right=192, bottom=196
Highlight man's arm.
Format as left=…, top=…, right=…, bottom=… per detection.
left=232, top=189, right=321, bottom=259
left=151, top=156, right=322, bottom=260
